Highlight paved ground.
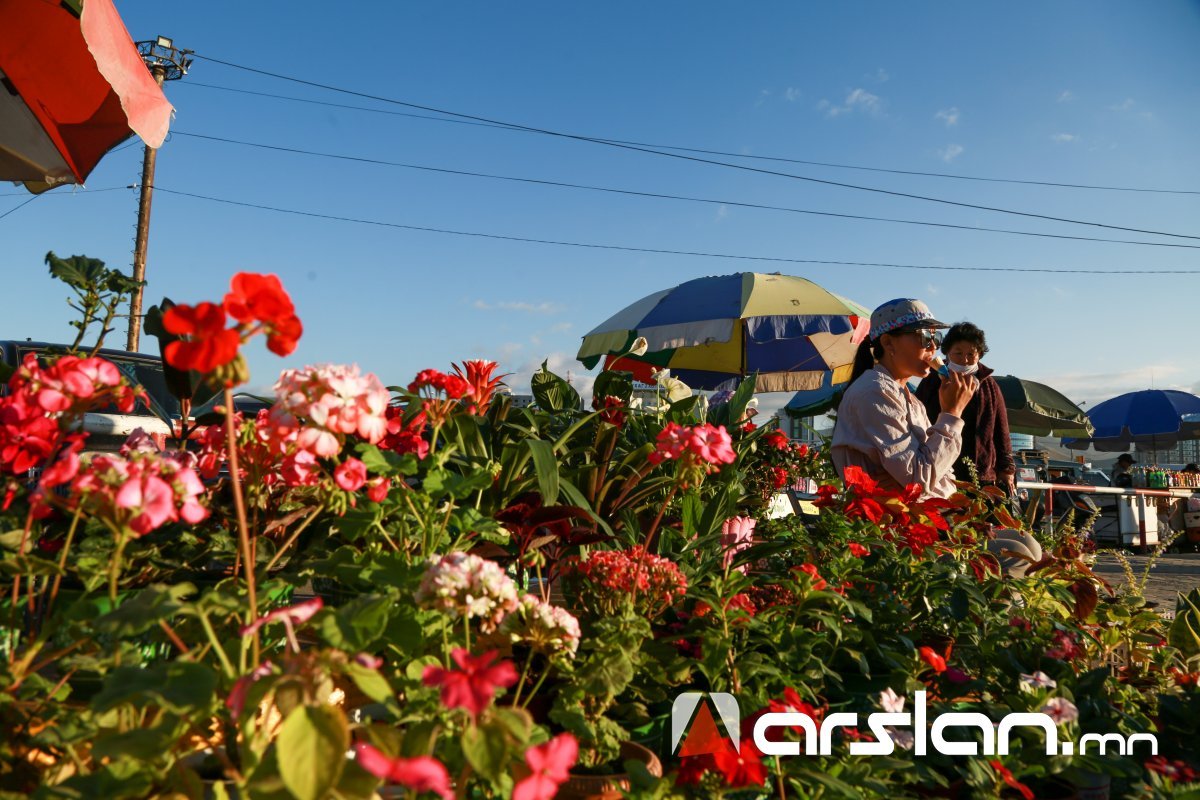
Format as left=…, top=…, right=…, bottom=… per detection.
left=1090, top=552, right=1200, bottom=615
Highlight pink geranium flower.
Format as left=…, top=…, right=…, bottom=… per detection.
left=354, top=743, right=453, bottom=800
left=422, top=648, right=518, bottom=719
left=116, top=474, right=178, bottom=535
left=513, top=734, right=578, bottom=800
left=689, top=423, right=736, bottom=465
left=334, top=457, right=368, bottom=492
left=226, top=661, right=275, bottom=720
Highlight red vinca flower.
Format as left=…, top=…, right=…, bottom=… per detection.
left=422, top=648, right=518, bottom=719
left=354, top=743, right=453, bottom=800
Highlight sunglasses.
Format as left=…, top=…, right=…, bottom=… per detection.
left=907, top=329, right=944, bottom=350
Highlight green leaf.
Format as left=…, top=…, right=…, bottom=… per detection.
left=526, top=439, right=560, bottom=504
left=0, top=529, right=28, bottom=551
left=94, top=582, right=196, bottom=638
left=276, top=705, right=349, bottom=800
left=91, top=662, right=217, bottom=715
left=315, top=594, right=394, bottom=652
left=355, top=443, right=418, bottom=477
left=593, top=369, right=634, bottom=404
left=461, top=720, right=510, bottom=783
left=726, top=373, right=757, bottom=425
left=530, top=361, right=580, bottom=412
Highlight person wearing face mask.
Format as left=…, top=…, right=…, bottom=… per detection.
left=915, top=322, right=1016, bottom=495
left=834, top=303, right=1041, bottom=577
left=832, top=298, right=977, bottom=500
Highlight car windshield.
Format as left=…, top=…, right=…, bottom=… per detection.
left=19, top=347, right=180, bottom=420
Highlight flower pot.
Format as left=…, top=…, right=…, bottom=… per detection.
left=1074, top=771, right=1110, bottom=800
left=555, top=741, right=662, bottom=800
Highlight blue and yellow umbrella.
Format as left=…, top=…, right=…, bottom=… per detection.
left=577, top=272, right=870, bottom=393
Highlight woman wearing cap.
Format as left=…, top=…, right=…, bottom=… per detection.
left=832, top=298, right=1043, bottom=577
left=914, top=322, right=1016, bottom=494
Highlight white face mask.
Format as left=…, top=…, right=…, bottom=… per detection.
left=947, top=360, right=979, bottom=376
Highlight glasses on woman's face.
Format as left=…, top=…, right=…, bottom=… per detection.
left=908, top=329, right=943, bottom=350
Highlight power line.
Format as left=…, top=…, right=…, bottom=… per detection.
left=188, top=53, right=1200, bottom=241
left=0, top=186, right=130, bottom=198
left=0, top=195, right=41, bottom=221
left=172, top=130, right=1200, bottom=251
left=178, top=80, right=1200, bottom=198
left=152, top=185, right=1200, bottom=275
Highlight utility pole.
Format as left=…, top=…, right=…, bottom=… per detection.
left=126, top=36, right=191, bottom=352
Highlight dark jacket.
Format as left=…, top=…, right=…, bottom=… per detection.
left=915, top=364, right=1015, bottom=482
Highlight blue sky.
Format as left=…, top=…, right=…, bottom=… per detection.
left=5, top=1, right=1200, bottom=419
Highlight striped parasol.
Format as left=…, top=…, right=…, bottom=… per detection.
left=577, top=272, right=870, bottom=393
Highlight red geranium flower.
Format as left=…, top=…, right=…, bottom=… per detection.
left=422, top=648, right=518, bottom=719
left=795, top=563, right=827, bottom=591
left=224, top=272, right=295, bottom=326
left=334, top=457, right=367, bottom=492
left=163, top=302, right=241, bottom=374
left=848, top=542, right=870, bottom=558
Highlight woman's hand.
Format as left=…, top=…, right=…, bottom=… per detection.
left=938, top=370, right=978, bottom=418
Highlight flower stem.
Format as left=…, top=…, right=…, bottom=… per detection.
left=263, top=506, right=323, bottom=573
left=223, top=387, right=259, bottom=664
left=642, top=485, right=677, bottom=552
left=198, top=611, right=236, bottom=679
left=511, top=650, right=535, bottom=705
left=45, top=505, right=83, bottom=616
left=108, top=529, right=129, bottom=604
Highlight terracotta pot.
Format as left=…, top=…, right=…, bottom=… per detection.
left=555, top=741, right=663, bottom=800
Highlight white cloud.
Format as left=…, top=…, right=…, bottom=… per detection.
left=1057, top=90, right=1073, bottom=103
left=715, top=204, right=729, bottom=222
left=508, top=351, right=596, bottom=401
left=472, top=299, right=564, bottom=314
left=820, top=88, right=884, bottom=118
left=935, top=107, right=960, bottom=127
left=1050, top=133, right=1078, bottom=143
left=784, top=87, right=801, bottom=102
left=1109, top=98, right=1135, bottom=112
left=755, top=89, right=771, bottom=107
left=937, top=144, right=964, bottom=163
left=925, top=283, right=940, bottom=296
left=549, top=321, right=573, bottom=334
left=867, top=67, right=890, bottom=82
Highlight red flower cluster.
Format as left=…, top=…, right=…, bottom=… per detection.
left=163, top=272, right=301, bottom=380
left=1, top=353, right=141, bottom=475
left=379, top=406, right=430, bottom=460
left=560, top=546, right=687, bottom=620
left=918, top=646, right=948, bottom=674
left=408, top=367, right=472, bottom=427
left=814, top=466, right=950, bottom=556
left=648, top=422, right=737, bottom=488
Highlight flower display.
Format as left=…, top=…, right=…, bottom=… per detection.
left=70, top=450, right=208, bottom=536
left=354, top=743, right=454, bottom=800
left=274, top=363, right=390, bottom=446
left=719, top=516, right=755, bottom=573
left=560, top=546, right=687, bottom=620
left=512, top=734, right=578, bottom=800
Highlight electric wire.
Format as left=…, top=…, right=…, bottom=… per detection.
left=171, top=130, right=1200, bottom=251
left=151, top=185, right=1200, bottom=275
left=178, top=80, right=1200, bottom=197
left=187, top=53, right=1200, bottom=241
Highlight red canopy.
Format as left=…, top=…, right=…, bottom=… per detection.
left=0, top=0, right=173, bottom=192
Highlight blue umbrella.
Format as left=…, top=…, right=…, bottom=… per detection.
left=1061, top=389, right=1200, bottom=452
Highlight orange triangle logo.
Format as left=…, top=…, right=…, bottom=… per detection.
left=677, top=701, right=737, bottom=757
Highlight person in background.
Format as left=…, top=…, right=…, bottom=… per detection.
left=1112, top=453, right=1136, bottom=488
left=833, top=299, right=1042, bottom=577
left=915, top=322, right=1016, bottom=494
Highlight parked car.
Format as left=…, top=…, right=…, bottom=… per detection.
left=1, top=340, right=180, bottom=453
